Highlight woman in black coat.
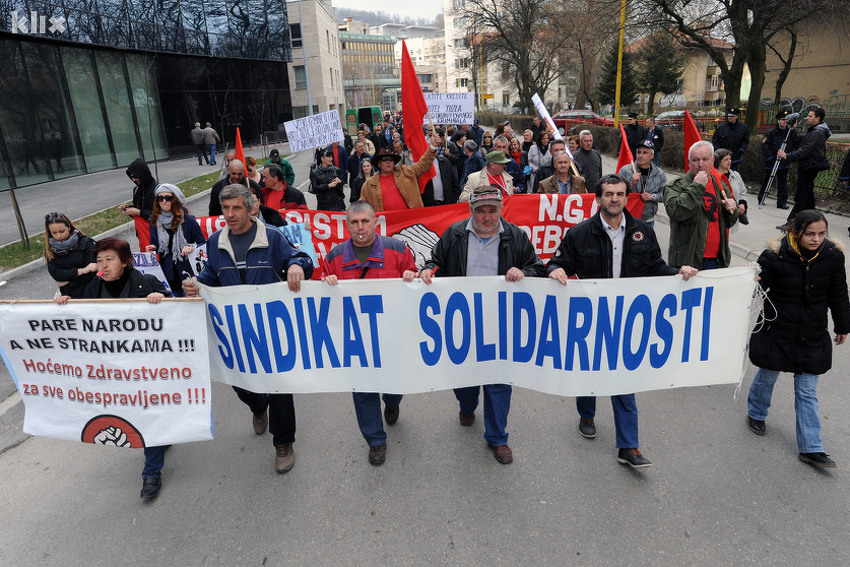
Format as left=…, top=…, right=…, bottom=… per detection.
left=55, top=237, right=172, bottom=500
left=310, top=148, right=346, bottom=211
left=44, top=212, right=98, bottom=298
left=747, top=209, right=850, bottom=468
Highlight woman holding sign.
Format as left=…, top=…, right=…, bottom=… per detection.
left=146, top=184, right=206, bottom=296
left=55, top=238, right=172, bottom=500
left=747, top=210, right=850, bottom=469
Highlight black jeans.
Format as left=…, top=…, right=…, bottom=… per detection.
left=788, top=168, right=818, bottom=220
left=233, top=386, right=295, bottom=446
left=759, top=167, right=789, bottom=207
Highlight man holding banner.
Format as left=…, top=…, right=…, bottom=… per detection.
left=322, top=201, right=417, bottom=466
left=183, top=184, right=314, bottom=474
left=420, top=185, right=545, bottom=464
left=547, top=174, right=698, bottom=468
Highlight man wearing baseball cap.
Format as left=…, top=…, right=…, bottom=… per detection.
left=420, top=185, right=544, bottom=464
left=458, top=150, right=515, bottom=202
left=712, top=107, right=750, bottom=171
left=268, top=148, right=295, bottom=188
left=617, top=140, right=667, bottom=226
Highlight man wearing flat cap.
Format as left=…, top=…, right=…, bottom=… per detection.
left=712, top=107, right=750, bottom=171
left=458, top=150, right=515, bottom=202
left=758, top=110, right=800, bottom=209
left=358, top=135, right=438, bottom=212
left=617, top=140, right=667, bottom=226
left=420, top=185, right=545, bottom=464
left=623, top=112, right=645, bottom=157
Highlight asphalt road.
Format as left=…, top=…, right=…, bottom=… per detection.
left=1, top=150, right=849, bottom=565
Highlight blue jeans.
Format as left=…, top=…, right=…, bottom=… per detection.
left=701, top=258, right=720, bottom=270
left=577, top=395, right=639, bottom=448
left=142, top=445, right=168, bottom=479
left=454, top=384, right=512, bottom=446
left=208, top=144, right=217, bottom=165
left=747, top=368, right=823, bottom=453
left=352, top=393, right=403, bottom=446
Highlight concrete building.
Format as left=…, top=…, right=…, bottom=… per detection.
left=339, top=31, right=399, bottom=110
left=764, top=15, right=850, bottom=114
left=393, top=36, right=447, bottom=94
left=286, top=0, right=345, bottom=119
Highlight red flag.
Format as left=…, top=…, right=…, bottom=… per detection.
left=235, top=127, right=245, bottom=169
left=400, top=40, right=436, bottom=193
left=683, top=111, right=703, bottom=171
left=616, top=124, right=635, bottom=173
left=134, top=216, right=151, bottom=250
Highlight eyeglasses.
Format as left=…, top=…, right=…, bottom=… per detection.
left=484, top=136, right=492, bottom=140
left=45, top=212, right=65, bottom=222
left=157, top=195, right=175, bottom=202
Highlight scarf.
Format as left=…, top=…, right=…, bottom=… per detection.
left=156, top=212, right=190, bottom=263
left=49, top=230, right=81, bottom=256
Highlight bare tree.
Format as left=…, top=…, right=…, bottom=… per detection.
left=633, top=0, right=840, bottom=129
left=455, top=0, right=573, bottom=113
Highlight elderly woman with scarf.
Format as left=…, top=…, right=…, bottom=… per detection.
left=146, top=183, right=206, bottom=296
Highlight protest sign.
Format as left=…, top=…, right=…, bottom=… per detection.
left=133, top=251, right=171, bottom=294
left=0, top=300, right=212, bottom=446
left=423, top=92, right=475, bottom=125
left=284, top=110, right=345, bottom=153
left=200, top=266, right=757, bottom=396
left=194, top=194, right=647, bottom=278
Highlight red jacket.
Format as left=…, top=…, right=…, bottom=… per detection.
left=322, top=235, right=416, bottom=280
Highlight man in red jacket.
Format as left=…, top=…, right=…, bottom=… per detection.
left=322, top=200, right=417, bottom=466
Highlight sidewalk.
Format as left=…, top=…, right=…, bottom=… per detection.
left=0, top=143, right=281, bottom=251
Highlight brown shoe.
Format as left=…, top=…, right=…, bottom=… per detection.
left=490, top=444, right=513, bottom=464
left=253, top=409, right=268, bottom=435
left=275, top=443, right=295, bottom=474
left=384, top=406, right=400, bottom=426
left=459, top=411, right=475, bottom=426
left=368, top=444, right=387, bottom=466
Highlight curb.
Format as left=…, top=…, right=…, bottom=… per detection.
left=0, top=391, right=22, bottom=426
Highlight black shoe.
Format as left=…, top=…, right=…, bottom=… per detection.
left=798, top=452, right=836, bottom=468
left=140, top=478, right=162, bottom=501
left=384, top=406, right=399, bottom=426
left=617, top=448, right=652, bottom=468
left=369, top=444, right=387, bottom=466
left=578, top=418, right=596, bottom=439
left=738, top=213, right=749, bottom=225
left=747, top=416, right=766, bottom=436
left=777, top=204, right=789, bottom=209
left=776, top=223, right=790, bottom=231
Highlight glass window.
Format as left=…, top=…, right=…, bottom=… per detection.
left=95, top=50, right=141, bottom=166
left=61, top=46, right=115, bottom=171
left=290, top=23, right=302, bottom=48
left=126, top=54, right=168, bottom=162
left=20, top=42, right=85, bottom=180
left=294, top=65, right=307, bottom=89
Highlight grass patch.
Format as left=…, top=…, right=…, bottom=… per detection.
left=0, top=170, right=222, bottom=273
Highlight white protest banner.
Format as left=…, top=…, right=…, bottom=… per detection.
left=0, top=300, right=212, bottom=446
left=284, top=110, right=345, bottom=153
left=200, top=266, right=757, bottom=396
left=187, top=243, right=209, bottom=278
left=423, top=92, right=475, bottom=125
left=133, top=251, right=171, bottom=294
left=532, top=93, right=563, bottom=141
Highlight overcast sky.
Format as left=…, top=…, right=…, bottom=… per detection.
left=332, top=0, right=445, bottom=22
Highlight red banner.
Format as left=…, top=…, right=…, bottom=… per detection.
left=193, top=194, right=645, bottom=279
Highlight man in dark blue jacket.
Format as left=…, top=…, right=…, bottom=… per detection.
left=184, top=184, right=313, bottom=475
left=546, top=174, right=698, bottom=469
left=712, top=107, right=750, bottom=170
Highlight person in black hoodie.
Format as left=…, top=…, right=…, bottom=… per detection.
left=120, top=158, right=157, bottom=222
left=44, top=212, right=97, bottom=298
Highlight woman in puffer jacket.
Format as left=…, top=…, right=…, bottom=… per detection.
left=747, top=209, right=850, bottom=468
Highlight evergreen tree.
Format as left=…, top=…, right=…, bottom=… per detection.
left=637, top=32, right=685, bottom=116
left=596, top=41, right=639, bottom=110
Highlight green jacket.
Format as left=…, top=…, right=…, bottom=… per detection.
left=273, top=158, right=296, bottom=188
left=664, top=171, right=738, bottom=268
